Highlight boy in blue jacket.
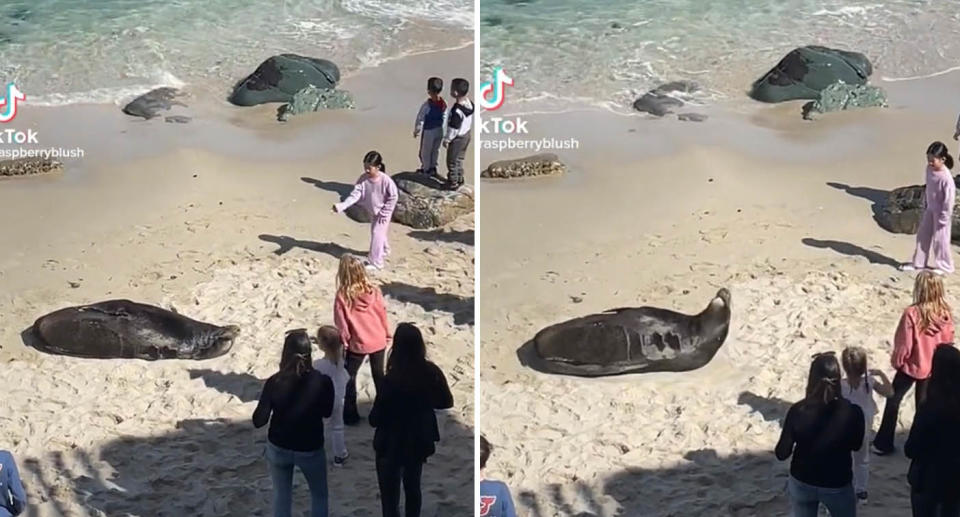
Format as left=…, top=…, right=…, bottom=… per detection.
left=0, top=450, right=26, bottom=517
left=479, top=435, right=517, bottom=517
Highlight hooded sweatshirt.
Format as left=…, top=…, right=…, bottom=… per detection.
left=334, top=287, right=391, bottom=355
left=445, top=99, right=474, bottom=142
left=892, top=305, right=955, bottom=379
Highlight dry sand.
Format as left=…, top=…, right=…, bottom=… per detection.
left=478, top=71, right=960, bottom=516
left=0, top=47, right=474, bottom=516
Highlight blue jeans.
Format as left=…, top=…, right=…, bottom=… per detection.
left=788, top=476, right=856, bottom=517
left=265, top=442, right=329, bottom=517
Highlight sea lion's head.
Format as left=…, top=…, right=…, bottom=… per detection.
left=197, top=324, right=240, bottom=359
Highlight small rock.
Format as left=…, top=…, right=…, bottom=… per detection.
left=677, top=113, right=708, bottom=122
left=164, top=115, right=191, bottom=124
left=481, top=153, right=566, bottom=179
left=68, top=281, right=80, bottom=288
left=570, top=296, right=583, bottom=303
left=122, top=87, right=186, bottom=120
left=0, top=157, right=63, bottom=178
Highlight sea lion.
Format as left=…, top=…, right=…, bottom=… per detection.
left=29, top=300, right=240, bottom=360
left=522, top=288, right=731, bottom=377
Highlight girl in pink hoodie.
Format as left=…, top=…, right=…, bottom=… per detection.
left=334, top=253, right=391, bottom=425
left=332, top=151, right=399, bottom=272
left=873, top=271, right=955, bottom=455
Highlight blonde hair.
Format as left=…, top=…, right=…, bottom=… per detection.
left=336, top=254, right=375, bottom=306
left=841, top=346, right=869, bottom=393
left=316, top=325, right=343, bottom=365
left=913, top=271, right=952, bottom=331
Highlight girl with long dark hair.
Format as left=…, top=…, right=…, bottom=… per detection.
left=776, top=352, right=865, bottom=517
left=253, top=329, right=335, bottom=517
left=369, top=323, right=454, bottom=517
left=902, top=141, right=956, bottom=274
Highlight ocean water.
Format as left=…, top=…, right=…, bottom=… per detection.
left=480, top=0, right=960, bottom=113
left=0, top=0, right=472, bottom=106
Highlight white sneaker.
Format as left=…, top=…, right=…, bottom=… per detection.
left=364, top=263, right=382, bottom=273
left=900, top=264, right=917, bottom=272
left=932, top=268, right=946, bottom=276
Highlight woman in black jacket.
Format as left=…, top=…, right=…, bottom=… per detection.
left=775, top=352, right=865, bottom=517
left=905, top=344, right=960, bottom=517
left=253, top=329, right=335, bottom=517
left=369, top=322, right=454, bottom=517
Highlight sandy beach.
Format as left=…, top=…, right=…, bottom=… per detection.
left=477, top=66, right=960, bottom=515
left=0, top=46, right=474, bottom=516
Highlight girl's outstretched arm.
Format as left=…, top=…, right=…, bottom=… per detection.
left=868, top=369, right=895, bottom=398
left=334, top=181, right=365, bottom=213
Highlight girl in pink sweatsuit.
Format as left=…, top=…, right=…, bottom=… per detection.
left=902, top=141, right=956, bottom=275
left=332, top=151, right=399, bottom=271
left=872, top=271, right=955, bottom=455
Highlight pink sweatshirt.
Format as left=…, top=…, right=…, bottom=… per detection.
left=334, top=288, right=391, bottom=355
left=334, top=173, right=399, bottom=222
left=892, top=305, right=955, bottom=379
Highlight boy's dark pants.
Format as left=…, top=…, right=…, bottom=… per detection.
left=446, top=131, right=471, bottom=186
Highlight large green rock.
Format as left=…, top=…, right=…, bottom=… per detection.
left=276, top=86, right=355, bottom=121
left=229, top=54, right=340, bottom=106
left=749, top=46, right=872, bottom=103
left=801, top=82, right=887, bottom=119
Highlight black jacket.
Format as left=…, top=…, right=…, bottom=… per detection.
left=369, top=361, right=454, bottom=461
left=906, top=402, right=960, bottom=495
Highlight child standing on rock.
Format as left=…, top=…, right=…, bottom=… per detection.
left=414, top=77, right=447, bottom=177
left=443, top=78, right=474, bottom=191
left=332, top=151, right=399, bottom=271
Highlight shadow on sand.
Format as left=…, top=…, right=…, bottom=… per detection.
left=301, top=177, right=353, bottom=197
left=407, top=229, right=474, bottom=246
left=258, top=234, right=365, bottom=259
left=826, top=182, right=888, bottom=223
left=19, top=379, right=472, bottom=515
left=380, top=282, right=474, bottom=326
left=801, top=238, right=900, bottom=269
left=515, top=392, right=912, bottom=516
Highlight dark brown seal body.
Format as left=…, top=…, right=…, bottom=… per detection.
left=31, top=300, right=239, bottom=360
left=525, top=289, right=731, bottom=377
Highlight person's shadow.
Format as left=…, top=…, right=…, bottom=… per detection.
left=801, top=238, right=900, bottom=269
left=301, top=177, right=353, bottom=197
left=826, top=182, right=888, bottom=223
left=258, top=234, right=365, bottom=258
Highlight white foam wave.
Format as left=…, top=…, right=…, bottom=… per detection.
left=31, top=70, right=186, bottom=107
left=811, top=4, right=882, bottom=17
left=341, top=0, right=473, bottom=30
left=880, top=65, right=960, bottom=82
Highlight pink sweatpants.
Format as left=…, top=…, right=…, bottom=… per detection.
left=368, top=219, right=391, bottom=268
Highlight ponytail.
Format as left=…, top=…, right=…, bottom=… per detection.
left=363, top=150, right=386, bottom=173
left=927, top=141, right=954, bottom=170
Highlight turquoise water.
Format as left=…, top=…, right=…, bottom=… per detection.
left=480, top=0, right=960, bottom=113
left=0, top=0, right=472, bottom=106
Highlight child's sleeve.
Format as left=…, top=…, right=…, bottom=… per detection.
left=376, top=289, right=391, bottom=340
left=501, top=484, right=518, bottom=517
left=334, top=296, right=352, bottom=346
left=938, top=175, right=955, bottom=224
left=414, top=101, right=428, bottom=135
left=891, top=310, right=914, bottom=370
left=377, top=179, right=399, bottom=222
left=774, top=406, right=795, bottom=460
left=445, top=107, right=463, bottom=142
left=252, top=379, right=273, bottom=429
left=1, top=451, right=26, bottom=516
left=334, top=181, right=365, bottom=213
